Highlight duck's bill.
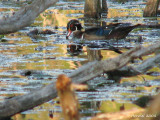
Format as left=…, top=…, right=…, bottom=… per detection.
left=66, top=30, right=72, bottom=39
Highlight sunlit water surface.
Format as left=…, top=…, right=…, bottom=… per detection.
left=0, top=0, right=160, bottom=119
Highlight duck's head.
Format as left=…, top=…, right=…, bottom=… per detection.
left=66, top=19, right=82, bottom=39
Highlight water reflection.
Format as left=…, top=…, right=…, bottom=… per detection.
left=67, top=44, right=83, bottom=56
left=0, top=0, right=160, bottom=120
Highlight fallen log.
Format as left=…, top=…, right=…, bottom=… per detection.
left=0, top=42, right=160, bottom=119
left=0, top=0, right=58, bottom=34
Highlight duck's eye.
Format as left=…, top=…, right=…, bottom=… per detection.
left=70, top=24, right=74, bottom=28
left=70, top=24, right=76, bottom=31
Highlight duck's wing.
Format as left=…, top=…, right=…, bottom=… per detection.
left=85, top=27, right=114, bottom=36
left=84, top=23, right=140, bottom=39
left=106, top=24, right=141, bottom=39
left=84, top=23, right=126, bottom=36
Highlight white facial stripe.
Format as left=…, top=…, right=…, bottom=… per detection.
left=68, top=22, right=71, bottom=28
left=75, top=26, right=78, bottom=30
left=108, top=30, right=112, bottom=35
left=81, top=34, right=84, bottom=40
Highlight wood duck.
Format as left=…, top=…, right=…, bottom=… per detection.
left=66, top=19, right=141, bottom=40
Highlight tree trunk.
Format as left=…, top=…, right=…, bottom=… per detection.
left=102, top=0, right=108, bottom=12
left=143, top=0, right=160, bottom=17
left=87, top=49, right=102, bottom=61
left=84, top=0, right=108, bottom=18
left=0, top=0, right=58, bottom=34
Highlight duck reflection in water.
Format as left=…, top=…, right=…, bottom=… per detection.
left=67, top=43, right=123, bottom=63
left=67, top=44, right=83, bottom=56
left=67, top=44, right=103, bottom=61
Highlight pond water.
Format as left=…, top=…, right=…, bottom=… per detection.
left=0, top=0, right=160, bottom=119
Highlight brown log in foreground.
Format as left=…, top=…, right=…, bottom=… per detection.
left=0, top=42, right=160, bottom=119
left=56, top=74, right=80, bottom=120
left=143, top=93, right=160, bottom=120
left=0, top=0, right=58, bottom=34
left=143, top=0, right=160, bottom=17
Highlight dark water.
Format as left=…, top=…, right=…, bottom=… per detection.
left=0, top=0, right=160, bottom=119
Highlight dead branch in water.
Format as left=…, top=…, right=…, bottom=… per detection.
left=107, top=54, right=160, bottom=81
left=0, top=42, right=160, bottom=119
